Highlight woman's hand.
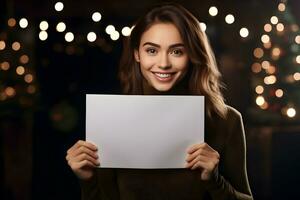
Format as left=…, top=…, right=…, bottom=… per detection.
left=185, top=142, right=220, bottom=181
left=66, top=140, right=100, bottom=180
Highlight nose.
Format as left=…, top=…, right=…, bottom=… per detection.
left=158, top=52, right=171, bottom=70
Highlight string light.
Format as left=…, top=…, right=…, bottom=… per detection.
left=296, top=55, right=300, bottom=64
left=19, top=18, right=28, bottom=28
left=39, top=31, right=48, bottom=41
left=65, top=32, right=74, bottom=42
left=92, top=12, right=102, bottom=22
left=264, top=75, right=277, bottom=85
left=55, top=2, right=64, bottom=12
left=278, top=3, right=286, bottom=12
left=208, top=6, right=218, bottom=17
left=275, top=89, right=283, bottom=98
left=8, top=18, right=16, bottom=27
left=251, top=63, right=262, bottom=73
left=239, top=27, right=249, bottom=38
left=256, top=96, right=265, bottom=106
left=1, top=62, right=10, bottom=70
left=12, top=41, right=21, bottom=51
left=5, top=87, right=16, bottom=97
left=261, top=60, right=270, bottom=69
left=121, top=27, right=132, bottom=36
left=199, top=22, right=206, bottom=32
left=24, top=74, right=33, bottom=83
left=225, top=14, right=235, bottom=24
left=39, top=21, right=49, bottom=31
left=276, top=23, right=284, bottom=32
left=264, top=24, right=272, bottom=32
left=293, top=72, right=300, bottom=80
left=0, top=41, right=5, bottom=50
left=105, top=25, right=115, bottom=35
left=255, top=85, right=264, bottom=94
left=110, top=31, right=120, bottom=41
left=286, top=107, right=296, bottom=118
left=261, top=34, right=270, bottom=43
left=56, top=22, right=66, bottom=32
left=270, top=16, right=279, bottom=25
left=295, top=35, right=300, bottom=44
left=253, top=48, right=264, bottom=58
left=87, top=32, right=97, bottom=42
left=20, top=55, right=29, bottom=64
left=16, top=66, right=25, bottom=75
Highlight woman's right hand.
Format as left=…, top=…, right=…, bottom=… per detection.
left=66, top=140, right=100, bottom=180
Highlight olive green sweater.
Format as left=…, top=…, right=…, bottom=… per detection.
left=80, top=106, right=253, bottom=200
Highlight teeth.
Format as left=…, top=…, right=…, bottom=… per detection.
left=155, top=73, right=172, bottom=78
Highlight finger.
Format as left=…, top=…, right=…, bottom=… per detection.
left=186, top=148, right=216, bottom=162
left=185, top=154, right=210, bottom=168
left=68, top=145, right=99, bottom=160
left=70, top=153, right=100, bottom=166
left=68, top=140, right=98, bottom=154
left=72, top=160, right=96, bottom=170
left=191, top=160, right=215, bottom=170
left=187, top=143, right=205, bottom=154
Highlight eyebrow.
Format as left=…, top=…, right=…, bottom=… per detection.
left=142, top=42, right=184, bottom=48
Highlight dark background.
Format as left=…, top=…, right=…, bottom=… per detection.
left=1, top=0, right=300, bottom=200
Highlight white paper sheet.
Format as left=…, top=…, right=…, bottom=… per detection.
left=86, top=94, right=204, bottom=169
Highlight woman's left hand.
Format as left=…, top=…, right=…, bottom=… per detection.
left=185, top=142, right=220, bottom=181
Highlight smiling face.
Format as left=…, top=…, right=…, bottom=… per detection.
left=134, top=23, right=189, bottom=92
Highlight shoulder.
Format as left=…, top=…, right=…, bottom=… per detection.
left=225, top=105, right=243, bottom=122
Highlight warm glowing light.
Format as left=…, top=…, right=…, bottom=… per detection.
left=16, top=66, right=25, bottom=75
left=5, top=87, right=16, bottom=97
left=264, top=75, right=277, bottom=85
left=261, top=61, right=270, bottom=69
left=275, top=89, right=283, bottom=98
left=264, top=24, right=272, bottom=32
left=65, top=32, right=74, bottom=42
left=8, top=18, right=16, bottom=27
left=92, top=12, right=102, bottom=22
left=264, top=42, right=272, bottom=49
left=253, top=48, right=264, bottom=58
left=266, top=65, right=276, bottom=74
left=0, top=41, right=5, bottom=50
left=19, top=18, right=28, bottom=28
left=39, top=21, right=49, bottom=31
left=56, top=22, right=66, bottom=32
left=12, top=42, right=21, bottom=51
left=20, top=55, right=29, bottom=64
left=291, top=24, right=299, bottom=32
left=251, top=63, right=262, bottom=73
left=294, top=72, right=300, bottom=80
left=296, top=55, right=300, bottom=64
left=276, top=23, right=284, bottom=32
left=225, top=14, right=235, bottom=24
left=209, top=6, right=218, bottom=16
left=261, top=34, right=270, bottom=43
left=287, top=108, right=296, bottom=118
left=295, top=35, right=300, bottom=44
left=121, top=27, right=132, bottom=36
left=270, top=16, right=279, bottom=25
left=255, top=85, right=264, bottom=94
left=87, top=32, right=97, bottom=42
left=55, top=2, right=64, bottom=12
left=24, top=74, right=33, bottom=83
left=39, top=31, right=48, bottom=41
left=1, top=62, right=10, bottom=70
left=240, top=28, right=249, bottom=38
left=272, top=47, right=281, bottom=57
left=105, top=25, right=115, bottom=35
left=110, top=31, right=120, bottom=41
left=199, top=22, right=206, bottom=32
left=256, top=96, right=265, bottom=106
left=260, top=102, right=269, bottom=110
left=278, top=3, right=286, bottom=12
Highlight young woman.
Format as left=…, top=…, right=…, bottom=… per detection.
left=66, top=3, right=253, bottom=200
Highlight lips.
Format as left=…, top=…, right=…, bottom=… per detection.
left=152, top=72, right=176, bottom=82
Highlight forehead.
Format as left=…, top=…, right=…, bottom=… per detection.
left=140, top=23, right=183, bottom=46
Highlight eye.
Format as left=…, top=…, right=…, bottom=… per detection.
left=146, top=48, right=157, bottom=55
left=171, top=49, right=183, bottom=56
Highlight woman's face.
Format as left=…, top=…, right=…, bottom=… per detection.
left=134, top=23, right=189, bottom=92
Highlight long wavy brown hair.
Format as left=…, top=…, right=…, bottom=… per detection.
left=118, top=3, right=227, bottom=118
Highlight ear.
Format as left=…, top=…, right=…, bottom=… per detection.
left=134, top=49, right=140, bottom=62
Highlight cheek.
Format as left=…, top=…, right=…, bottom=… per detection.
left=139, top=56, right=156, bottom=70
left=174, top=57, right=189, bottom=71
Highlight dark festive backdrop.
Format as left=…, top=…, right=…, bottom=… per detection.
left=0, top=0, right=300, bottom=200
